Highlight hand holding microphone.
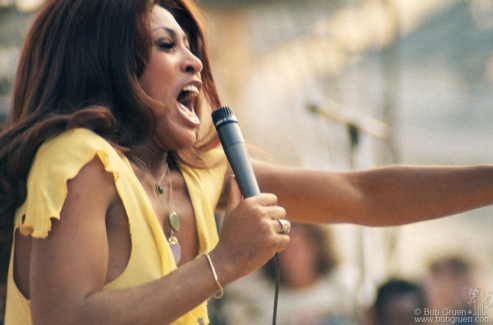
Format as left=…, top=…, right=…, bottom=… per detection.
left=210, top=106, right=290, bottom=247
left=212, top=106, right=291, bottom=236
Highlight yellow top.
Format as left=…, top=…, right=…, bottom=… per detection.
left=5, top=128, right=227, bottom=325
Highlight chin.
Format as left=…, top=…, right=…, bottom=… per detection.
left=170, top=131, right=199, bottom=150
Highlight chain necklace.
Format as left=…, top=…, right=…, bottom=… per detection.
left=163, top=162, right=181, bottom=245
left=130, top=155, right=182, bottom=260
left=131, top=155, right=167, bottom=195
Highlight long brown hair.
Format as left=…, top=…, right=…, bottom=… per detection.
left=0, top=0, right=221, bottom=283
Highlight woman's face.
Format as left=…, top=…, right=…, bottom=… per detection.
left=139, top=5, right=204, bottom=150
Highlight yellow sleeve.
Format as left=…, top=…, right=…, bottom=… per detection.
left=17, top=128, right=124, bottom=238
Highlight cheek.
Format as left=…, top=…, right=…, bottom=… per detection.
left=138, top=64, right=161, bottom=98
left=139, top=76, right=169, bottom=102
left=138, top=73, right=153, bottom=97
left=138, top=58, right=173, bottom=99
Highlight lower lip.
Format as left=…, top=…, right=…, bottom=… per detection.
left=176, top=101, right=200, bottom=127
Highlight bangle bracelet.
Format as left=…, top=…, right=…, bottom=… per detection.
left=204, top=253, right=224, bottom=299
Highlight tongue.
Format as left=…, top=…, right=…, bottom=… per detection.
left=177, top=101, right=200, bottom=125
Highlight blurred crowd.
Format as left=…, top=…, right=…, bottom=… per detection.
left=207, top=223, right=489, bottom=325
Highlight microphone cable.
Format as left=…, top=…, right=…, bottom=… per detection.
left=272, top=252, right=281, bottom=325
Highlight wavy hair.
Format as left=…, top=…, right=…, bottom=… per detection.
left=0, top=0, right=221, bottom=284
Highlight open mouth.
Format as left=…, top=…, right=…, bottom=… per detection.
left=177, top=84, right=199, bottom=111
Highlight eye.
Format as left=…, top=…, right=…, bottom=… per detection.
left=155, top=38, right=176, bottom=51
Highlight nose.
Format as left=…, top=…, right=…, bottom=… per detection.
left=183, top=49, right=203, bottom=74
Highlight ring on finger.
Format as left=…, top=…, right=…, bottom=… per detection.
left=278, top=219, right=291, bottom=235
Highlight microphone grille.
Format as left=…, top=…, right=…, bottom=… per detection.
left=211, top=106, right=233, bottom=122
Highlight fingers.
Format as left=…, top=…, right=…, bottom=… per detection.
left=220, top=176, right=290, bottom=259
left=225, top=175, right=242, bottom=215
left=275, top=230, right=291, bottom=253
left=276, top=219, right=291, bottom=235
left=270, top=218, right=290, bottom=252
left=267, top=218, right=290, bottom=255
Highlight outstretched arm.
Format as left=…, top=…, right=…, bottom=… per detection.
left=253, top=159, right=493, bottom=226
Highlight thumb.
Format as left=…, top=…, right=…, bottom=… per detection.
left=225, top=175, right=243, bottom=215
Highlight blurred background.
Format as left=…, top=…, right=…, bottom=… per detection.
left=2, top=0, right=493, bottom=324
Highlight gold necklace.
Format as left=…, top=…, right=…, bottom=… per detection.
left=131, top=155, right=167, bottom=195
left=131, top=155, right=181, bottom=247
left=164, top=162, right=181, bottom=245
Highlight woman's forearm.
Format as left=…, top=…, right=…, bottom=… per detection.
left=253, top=160, right=493, bottom=226
left=347, top=164, right=493, bottom=226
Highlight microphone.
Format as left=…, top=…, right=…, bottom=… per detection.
left=211, top=106, right=260, bottom=198
left=212, top=106, right=281, bottom=325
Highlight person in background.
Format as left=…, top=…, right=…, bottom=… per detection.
left=425, top=256, right=479, bottom=325
left=370, top=278, right=426, bottom=325
left=219, top=223, right=357, bottom=325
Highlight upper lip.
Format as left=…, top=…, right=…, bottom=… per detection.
left=183, top=79, right=202, bottom=95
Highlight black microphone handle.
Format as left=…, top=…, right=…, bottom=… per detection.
left=212, top=106, right=260, bottom=198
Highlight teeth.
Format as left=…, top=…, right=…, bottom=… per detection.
left=182, top=84, right=199, bottom=94
left=178, top=84, right=199, bottom=106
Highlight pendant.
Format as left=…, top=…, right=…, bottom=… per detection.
left=169, top=210, right=180, bottom=231
left=155, top=184, right=164, bottom=194
left=170, top=241, right=182, bottom=264
left=168, top=234, right=179, bottom=245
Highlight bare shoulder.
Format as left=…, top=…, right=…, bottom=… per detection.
left=16, top=156, right=118, bottom=302
left=64, top=155, right=117, bottom=212
left=58, top=155, right=118, bottom=237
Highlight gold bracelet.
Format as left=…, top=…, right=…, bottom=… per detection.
left=204, top=253, right=224, bottom=299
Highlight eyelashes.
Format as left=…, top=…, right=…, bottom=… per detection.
left=155, top=39, right=176, bottom=51
left=153, top=39, right=193, bottom=54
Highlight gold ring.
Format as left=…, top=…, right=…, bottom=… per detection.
left=278, top=219, right=291, bottom=235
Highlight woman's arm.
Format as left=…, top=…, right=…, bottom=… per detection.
left=252, top=159, right=493, bottom=226
left=29, top=158, right=288, bottom=325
